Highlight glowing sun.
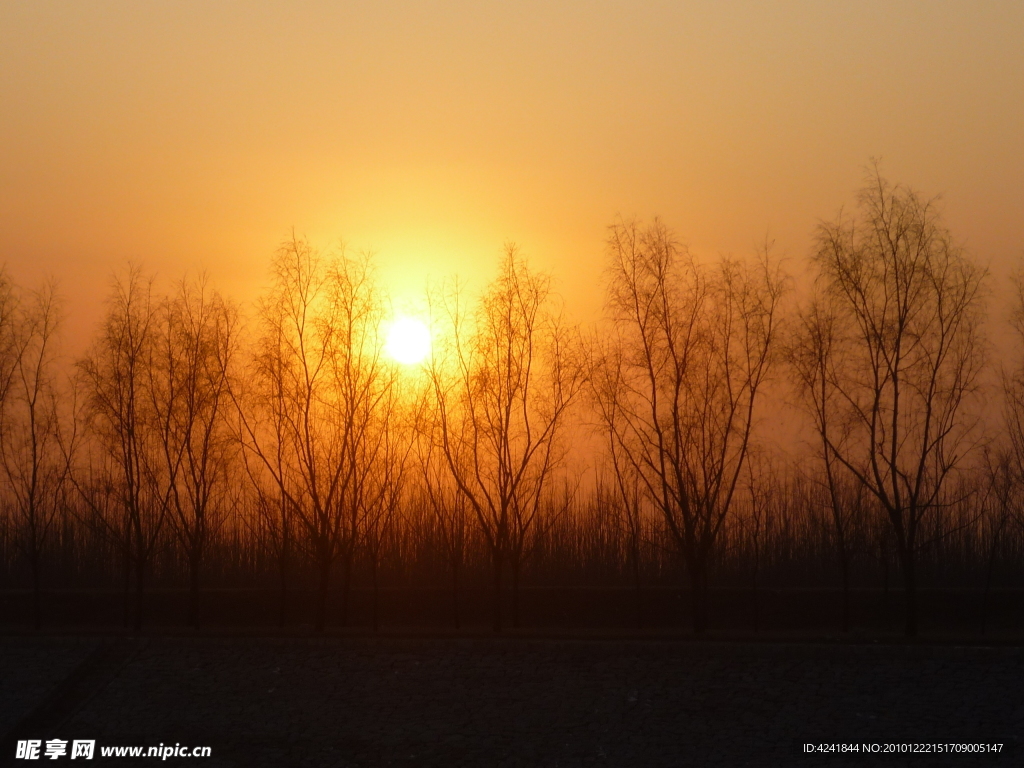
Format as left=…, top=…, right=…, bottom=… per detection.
left=385, top=317, right=431, bottom=364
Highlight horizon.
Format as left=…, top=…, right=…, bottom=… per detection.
left=3, top=4, right=1024, bottom=763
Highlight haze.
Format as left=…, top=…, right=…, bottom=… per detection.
left=2, top=0, right=1023, bottom=349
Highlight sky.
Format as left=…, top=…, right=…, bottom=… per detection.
left=2, top=0, right=1023, bottom=352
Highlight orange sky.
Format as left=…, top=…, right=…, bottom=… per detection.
left=2, top=1, right=1023, bottom=351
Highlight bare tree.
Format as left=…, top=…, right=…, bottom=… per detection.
left=235, top=236, right=392, bottom=631
left=808, top=165, right=987, bottom=636
left=415, top=430, right=471, bottom=628
left=358, top=374, right=416, bottom=631
left=248, top=480, right=296, bottom=627
left=788, top=296, right=866, bottom=632
left=992, top=263, right=1024, bottom=632
left=0, top=269, right=24, bottom=591
left=611, top=475, right=648, bottom=628
left=430, top=245, right=585, bottom=631
left=76, top=266, right=174, bottom=631
left=0, top=280, right=69, bottom=628
left=589, top=347, right=650, bottom=627
left=743, top=451, right=782, bottom=633
left=999, top=263, right=1024, bottom=499
left=0, top=269, right=21, bottom=407
left=978, top=446, right=1013, bottom=636
left=596, top=219, right=786, bottom=633
left=240, top=304, right=296, bottom=627
left=151, top=276, right=237, bottom=627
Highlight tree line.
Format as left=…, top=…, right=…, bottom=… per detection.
left=1, top=167, right=1021, bottom=637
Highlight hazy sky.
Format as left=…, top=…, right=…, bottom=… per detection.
left=2, top=0, right=1023, bottom=349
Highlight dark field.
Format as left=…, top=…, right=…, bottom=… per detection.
left=4, top=587, right=1024, bottom=639
left=2, top=633, right=1023, bottom=767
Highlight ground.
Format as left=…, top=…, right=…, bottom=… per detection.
left=1, top=635, right=1020, bottom=766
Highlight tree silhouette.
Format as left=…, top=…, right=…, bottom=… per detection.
left=596, top=219, right=786, bottom=634
left=430, top=245, right=584, bottom=630
left=808, top=165, right=987, bottom=636
left=152, top=276, right=237, bottom=627
left=0, top=280, right=68, bottom=628
left=76, top=266, right=173, bottom=631
left=235, top=236, right=393, bottom=631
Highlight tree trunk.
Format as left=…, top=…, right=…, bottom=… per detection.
left=277, top=545, right=289, bottom=628
left=122, top=545, right=132, bottom=629
left=981, top=516, right=1004, bottom=637
left=314, top=555, right=331, bottom=633
left=751, top=543, right=760, bottom=634
left=370, top=553, right=380, bottom=633
left=340, top=551, right=353, bottom=628
left=492, top=549, right=503, bottom=633
left=187, top=551, right=201, bottom=629
left=839, top=547, right=850, bottom=634
left=278, top=508, right=290, bottom=628
left=451, top=557, right=461, bottom=630
left=880, top=534, right=891, bottom=629
left=899, top=545, right=917, bottom=638
left=31, top=549, right=41, bottom=630
left=510, top=557, right=521, bottom=629
left=133, top=555, right=145, bottom=634
left=687, top=558, right=708, bottom=635
left=631, top=541, right=643, bottom=630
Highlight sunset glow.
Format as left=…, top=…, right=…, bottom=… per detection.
left=384, top=316, right=431, bottom=364
left=3, top=6, right=1024, bottom=748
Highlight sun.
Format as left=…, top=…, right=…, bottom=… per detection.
left=384, top=316, right=431, bottom=365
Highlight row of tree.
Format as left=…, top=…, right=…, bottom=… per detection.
left=0, top=167, right=1020, bottom=637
